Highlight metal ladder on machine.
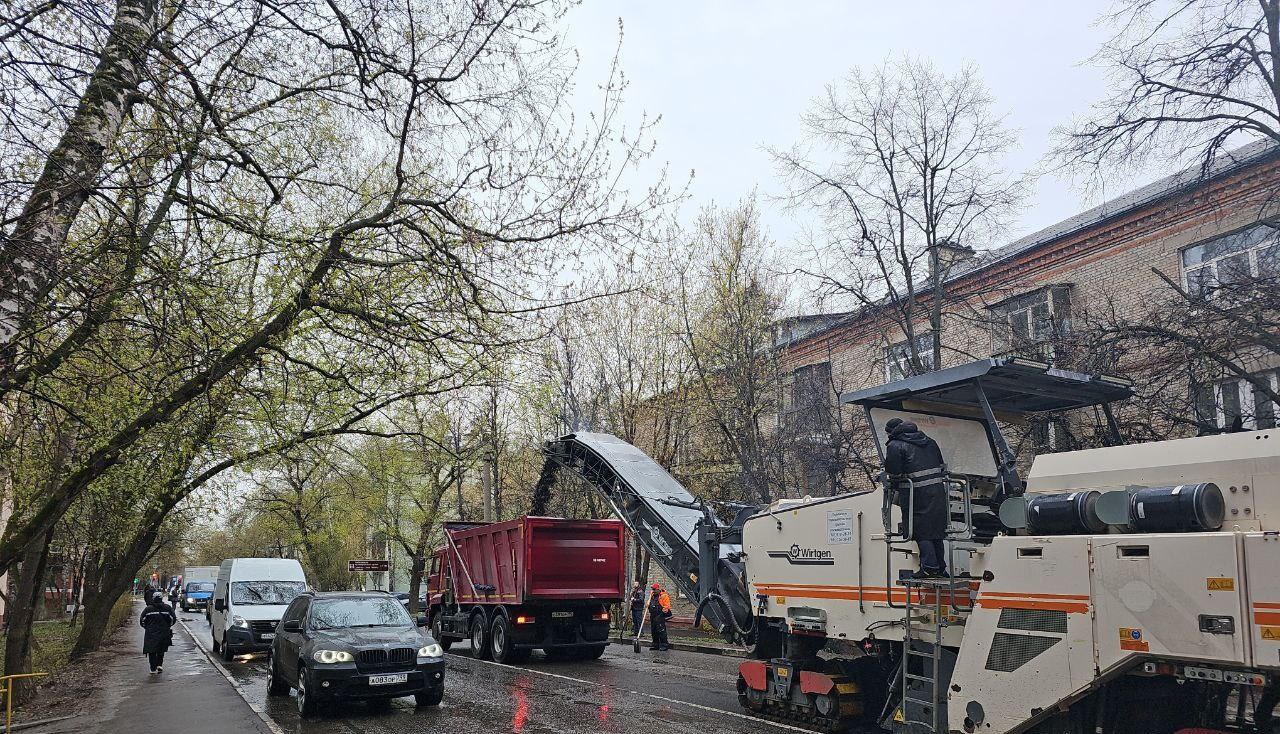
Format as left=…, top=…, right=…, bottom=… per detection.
left=884, top=473, right=977, bottom=732
left=898, top=575, right=969, bottom=732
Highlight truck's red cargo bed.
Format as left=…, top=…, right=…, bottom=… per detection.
left=446, top=516, right=625, bottom=606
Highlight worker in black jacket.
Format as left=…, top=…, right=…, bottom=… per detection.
left=629, top=582, right=646, bottom=635
left=884, top=417, right=949, bottom=577
left=140, top=593, right=177, bottom=674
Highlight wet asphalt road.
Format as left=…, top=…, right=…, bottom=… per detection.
left=180, top=614, right=801, bottom=734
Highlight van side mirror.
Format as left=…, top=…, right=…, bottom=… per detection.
left=282, top=620, right=302, bottom=633
left=416, top=615, right=428, bottom=627
left=214, top=599, right=226, bottom=612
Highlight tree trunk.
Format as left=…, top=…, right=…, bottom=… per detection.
left=3, top=528, right=54, bottom=704
left=481, top=459, right=494, bottom=522
left=0, top=0, right=159, bottom=365
left=406, top=537, right=427, bottom=618
left=70, top=525, right=159, bottom=661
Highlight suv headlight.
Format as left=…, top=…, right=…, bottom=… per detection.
left=231, top=615, right=249, bottom=629
left=312, top=649, right=354, bottom=664
left=418, top=643, right=443, bottom=659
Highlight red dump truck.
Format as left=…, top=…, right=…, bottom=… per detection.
left=426, top=516, right=625, bottom=663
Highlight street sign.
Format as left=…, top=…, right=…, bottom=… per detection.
left=348, top=559, right=390, bottom=573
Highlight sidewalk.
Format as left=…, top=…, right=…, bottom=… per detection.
left=60, top=602, right=274, bottom=734
left=611, top=630, right=749, bottom=658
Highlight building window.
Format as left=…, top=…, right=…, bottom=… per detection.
left=1182, top=223, right=1280, bottom=297
left=785, top=362, right=833, bottom=432
left=1193, top=370, right=1280, bottom=430
left=885, top=333, right=936, bottom=382
left=788, top=362, right=832, bottom=412
left=989, top=286, right=1071, bottom=359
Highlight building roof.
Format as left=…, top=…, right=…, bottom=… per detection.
left=946, top=139, right=1279, bottom=283
left=783, top=140, right=1280, bottom=350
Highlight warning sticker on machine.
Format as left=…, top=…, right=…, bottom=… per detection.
left=1261, top=626, right=1280, bottom=641
left=1120, top=627, right=1150, bottom=652
left=1207, top=577, right=1236, bottom=591
left=827, top=510, right=853, bottom=545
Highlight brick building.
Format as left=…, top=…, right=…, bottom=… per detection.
left=776, top=142, right=1280, bottom=495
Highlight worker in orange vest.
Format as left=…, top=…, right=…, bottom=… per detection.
left=649, top=582, right=672, bottom=651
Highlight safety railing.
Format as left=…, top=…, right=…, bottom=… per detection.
left=882, top=474, right=976, bottom=612
left=0, top=672, right=49, bottom=731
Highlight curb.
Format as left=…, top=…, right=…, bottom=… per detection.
left=177, top=616, right=286, bottom=734
left=610, top=636, right=748, bottom=658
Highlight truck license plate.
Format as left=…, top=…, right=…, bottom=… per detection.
left=259, top=633, right=274, bottom=640
left=551, top=611, right=573, bottom=618
left=369, top=673, right=407, bottom=686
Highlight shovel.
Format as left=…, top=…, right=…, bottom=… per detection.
left=632, top=590, right=652, bottom=653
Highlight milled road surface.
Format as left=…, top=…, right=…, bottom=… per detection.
left=181, top=614, right=804, bottom=734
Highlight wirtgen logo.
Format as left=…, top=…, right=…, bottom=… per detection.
left=767, top=544, right=835, bottom=566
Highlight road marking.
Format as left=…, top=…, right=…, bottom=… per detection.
left=178, top=617, right=287, bottom=734
left=449, top=652, right=812, bottom=733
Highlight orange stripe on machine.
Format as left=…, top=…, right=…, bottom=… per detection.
left=1254, top=611, right=1280, bottom=626
left=975, top=597, right=1090, bottom=614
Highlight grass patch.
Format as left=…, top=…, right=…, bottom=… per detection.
left=0, top=593, right=137, bottom=678
left=107, top=594, right=135, bottom=631
left=0, top=622, right=77, bottom=678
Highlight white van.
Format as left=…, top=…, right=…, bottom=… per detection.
left=210, top=558, right=308, bottom=660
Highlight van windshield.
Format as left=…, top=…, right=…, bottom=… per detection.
left=186, top=582, right=214, bottom=593
left=231, top=581, right=306, bottom=605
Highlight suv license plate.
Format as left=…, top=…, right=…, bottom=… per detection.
left=551, top=611, right=573, bottom=618
left=259, top=633, right=275, bottom=640
left=369, top=673, right=408, bottom=686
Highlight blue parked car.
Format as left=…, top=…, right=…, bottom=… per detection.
left=182, top=581, right=215, bottom=612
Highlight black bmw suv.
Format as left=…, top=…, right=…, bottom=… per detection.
left=267, top=591, right=446, bottom=716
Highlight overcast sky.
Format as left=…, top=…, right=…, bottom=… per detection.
left=563, top=1, right=1153, bottom=270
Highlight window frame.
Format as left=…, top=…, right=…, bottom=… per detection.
left=1194, top=370, right=1280, bottom=430
left=988, top=285, right=1072, bottom=357
left=1181, top=222, right=1280, bottom=297
left=884, top=332, right=937, bottom=382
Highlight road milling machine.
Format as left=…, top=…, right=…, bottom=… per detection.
left=534, top=357, right=1280, bottom=734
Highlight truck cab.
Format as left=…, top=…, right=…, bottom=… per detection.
left=181, top=580, right=214, bottom=611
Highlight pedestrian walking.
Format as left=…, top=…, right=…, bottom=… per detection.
left=140, top=593, right=177, bottom=674
left=884, top=417, right=949, bottom=578
left=648, top=582, right=671, bottom=651
left=629, top=582, right=645, bottom=635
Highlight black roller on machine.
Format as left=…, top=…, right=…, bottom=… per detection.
left=1128, top=483, right=1225, bottom=532
left=1026, top=491, right=1108, bottom=535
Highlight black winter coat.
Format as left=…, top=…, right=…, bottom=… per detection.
left=884, top=426, right=948, bottom=540
left=140, top=602, right=176, bottom=654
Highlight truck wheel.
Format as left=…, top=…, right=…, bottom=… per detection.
left=212, top=636, right=221, bottom=654
left=470, top=616, right=492, bottom=660
left=221, top=640, right=234, bottom=661
left=583, top=644, right=607, bottom=660
left=430, top=612, right=452, bottom=652
left=490, top=615, right=517, bottom=663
